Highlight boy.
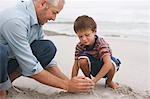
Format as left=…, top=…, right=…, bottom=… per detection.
left=71, top=15, right=121, bottom=89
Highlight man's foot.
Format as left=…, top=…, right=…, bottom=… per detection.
left=0, top=90, right=7, bottom=99
left=105, top=81, right=120, bottom=89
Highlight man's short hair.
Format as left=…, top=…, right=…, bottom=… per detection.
left=47, top=0, right=65, bottom=6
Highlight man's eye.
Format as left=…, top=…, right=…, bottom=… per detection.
left=53, top=12, right=56, bottom=14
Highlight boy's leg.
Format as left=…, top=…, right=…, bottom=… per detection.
left=105, top=56, right=121, bottom=89
left=30, top=40, right=68, bottom=80
left=78, top=54, right=92, bottom=78
left=78, top=58, right=91, bottom=78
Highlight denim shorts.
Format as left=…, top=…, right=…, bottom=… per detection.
left=78, top=54, right=121, bottom=77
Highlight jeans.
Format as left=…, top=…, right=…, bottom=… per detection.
left=0, top=40, right=57, bottom=90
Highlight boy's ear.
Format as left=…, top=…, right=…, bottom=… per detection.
left=93, top=30, right=96, bottom=34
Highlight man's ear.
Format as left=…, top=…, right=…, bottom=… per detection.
left=39, top=0, right=47, bottom=9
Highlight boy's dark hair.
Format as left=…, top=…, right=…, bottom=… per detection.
left=73, top=15, right=97, bottom=33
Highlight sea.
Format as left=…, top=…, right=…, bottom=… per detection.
left=1, top=0, right=150, bottom=41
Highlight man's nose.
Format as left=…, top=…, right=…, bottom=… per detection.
left=52, top=15, right=56, bottom=21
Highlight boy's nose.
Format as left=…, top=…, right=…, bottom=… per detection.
left=82, top=36, right=87, bottom=41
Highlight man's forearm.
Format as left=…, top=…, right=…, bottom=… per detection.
left=31, top=70, right=68, bottom=90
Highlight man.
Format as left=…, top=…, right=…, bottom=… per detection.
left=0, top=0, right=94, bottom=98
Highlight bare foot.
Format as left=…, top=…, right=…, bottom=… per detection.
left=0, top=90, right=7, bottom=99
left=106, top=81, right=120, bottom=89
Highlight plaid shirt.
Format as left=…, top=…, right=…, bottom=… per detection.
left=75, top=35, right=112, bottom=60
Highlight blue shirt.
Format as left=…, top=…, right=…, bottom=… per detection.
left=0, top=0, right=44, bottom=76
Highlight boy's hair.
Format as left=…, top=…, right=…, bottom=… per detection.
left=73, top=15, right=97, bottom=33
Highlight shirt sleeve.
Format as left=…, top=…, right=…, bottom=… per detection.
left=38, top=26, right=44, bottom=40
left=98, top=38, right=112, bottom=60
left=75, top=43, right=84, bottom=60
left=1, top=19, right=43, bottom=76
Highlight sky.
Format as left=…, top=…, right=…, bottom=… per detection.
left=0, top=0, right=150, bottom=23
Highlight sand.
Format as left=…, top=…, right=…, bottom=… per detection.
left=7, top=34, right=150, bottom=99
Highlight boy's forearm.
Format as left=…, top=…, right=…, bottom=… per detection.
left=31, top=70, right=68, bottom=90
left=71, top=61, right=79, bottom=78
left=71, top=66, right=79, bottom=78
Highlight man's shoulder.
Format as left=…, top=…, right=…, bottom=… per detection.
left=0, top=9, right=30, bottom=29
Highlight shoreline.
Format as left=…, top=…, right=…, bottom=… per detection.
left=44, top=30, right=150, bottom=43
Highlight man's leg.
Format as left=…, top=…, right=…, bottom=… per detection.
left=0, top=90, right=7, bottom=99
left=7, top=59, right=21, bottom=82
left=30, top=40, right=68, bottom=80
left=0, top=44, right=11, bottom=99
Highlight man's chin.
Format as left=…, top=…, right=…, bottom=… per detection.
left=39, top=22, right=44, bottom=25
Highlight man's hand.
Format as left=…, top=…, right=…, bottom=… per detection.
left=67, top=76, right=95, bottom=92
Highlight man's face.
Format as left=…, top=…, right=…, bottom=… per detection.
left=37, top=0, right=64, bottom=25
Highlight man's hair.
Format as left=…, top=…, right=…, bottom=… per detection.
left=47, top=0, right=59, bottom=6
left=74, top=15, right=97, bottom=33
left=47, top=0, right=65, bottom=6
left=33, top=0, right=64, bottom=6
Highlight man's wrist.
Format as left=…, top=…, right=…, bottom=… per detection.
left=63, top=80, right=69, bottom=92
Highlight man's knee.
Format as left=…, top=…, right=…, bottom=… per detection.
left=45, top=40, right=57, bottom=57
left=30, top=40, right=57, bottom=67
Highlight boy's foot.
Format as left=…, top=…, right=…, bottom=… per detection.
left=0, top=90, right=7, bottom=99
left=105, top=81, right=120, bottom=89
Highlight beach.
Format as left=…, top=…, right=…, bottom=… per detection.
left=7, top=31, right=150, bottom=99
left=1, top=0, right=149, bottom=98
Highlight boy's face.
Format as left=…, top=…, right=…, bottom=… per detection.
left=76, top=29, right=96, bottom=46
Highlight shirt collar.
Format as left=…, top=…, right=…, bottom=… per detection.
left=25, top=0, right=39, bottom=26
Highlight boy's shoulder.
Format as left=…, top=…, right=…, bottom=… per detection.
left=95, top=35, right=105, bottom=42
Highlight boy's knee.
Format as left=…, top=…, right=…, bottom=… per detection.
left=78, top=58, right=88, bottom=67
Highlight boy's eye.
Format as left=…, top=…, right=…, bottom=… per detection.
left=79, top=36, right=82, bottom=38
left=85, top=34, right=90, bottom=36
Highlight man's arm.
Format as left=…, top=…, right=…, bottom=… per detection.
left=2, top=19, right=44, bottom=76
left=31, top=69, right=95, bottom=92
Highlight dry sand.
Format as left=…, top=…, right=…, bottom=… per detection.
left=7, top=35, right=150, bottom=99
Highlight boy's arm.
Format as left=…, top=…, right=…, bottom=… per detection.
left=92, top=55, right=113, bottom=83
left=71, top=60, right=79, bottom=78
